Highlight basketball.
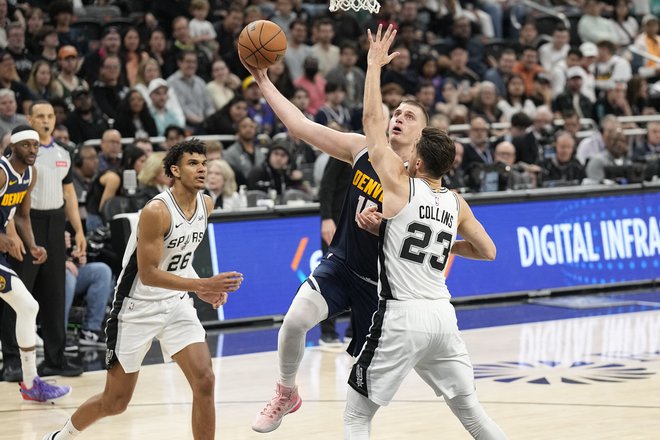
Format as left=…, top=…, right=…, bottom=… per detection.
left=238, top=20, right=287, bottom=69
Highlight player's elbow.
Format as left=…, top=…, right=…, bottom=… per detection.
left=139, top=268, right=158, bottom=287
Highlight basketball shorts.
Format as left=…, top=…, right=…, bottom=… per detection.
left=348, top=299, right=475, bottom=407
left=305, top=256, right=378, bottom=357
left=0, top=253, right=17, bottom=294
left=105, top=293, right=206, bottom=373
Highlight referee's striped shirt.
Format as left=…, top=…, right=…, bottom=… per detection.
left=31, top=138, right=73, bottom=211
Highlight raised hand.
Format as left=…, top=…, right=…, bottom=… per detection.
left=367, top=24, right=399, bottom=68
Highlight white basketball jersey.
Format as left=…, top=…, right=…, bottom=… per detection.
left=378, top=178, right=459, bottom=301
left=115, top=189, right=208, bottom=301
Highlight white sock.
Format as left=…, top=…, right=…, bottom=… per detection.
left=54, top=419, right=80, bottom=439
left=20, top=349, right=38, bottom=386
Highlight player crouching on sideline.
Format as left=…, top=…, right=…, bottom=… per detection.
left=43, top=139, right=244, bottom=440
left=0, top=125, right=70, bottom=402
left=343, top=26, right=507, bottom=440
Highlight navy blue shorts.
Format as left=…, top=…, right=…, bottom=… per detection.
left=0, top=253, right=17, bottom=294
left=305, top=256, right=378, bottom=357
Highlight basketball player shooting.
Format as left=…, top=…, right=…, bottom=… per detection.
left=240, top=25, right=430, bottom=433
left=43, top=140, right=243, bottom=440
left=343, top=25, right=507, bottom=440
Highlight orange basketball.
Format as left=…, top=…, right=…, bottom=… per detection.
left=238, top=20, right=287, bottom=69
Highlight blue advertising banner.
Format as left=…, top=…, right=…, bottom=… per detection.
left=446, top=192, right=660, bottom=298
left=208, top=215, right=322, bottom=320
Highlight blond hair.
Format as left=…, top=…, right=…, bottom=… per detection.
left=136, top=58, right=160, bottom=87
left=138, top=151, right=166, bottom=186
left=27, top=60, right=63, bottom=98
left=208, top=159, right=237, bottom=197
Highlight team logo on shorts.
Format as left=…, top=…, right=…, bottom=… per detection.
left=355, top=365, right=364, bottom=388
left=105, top=349, right=114, bottom=366
left=0, top=275, right=6, bottom=291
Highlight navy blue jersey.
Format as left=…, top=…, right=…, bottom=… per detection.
left=327, top=149, right=382, bottom=282
left=0, top=156, right=32, bottom=233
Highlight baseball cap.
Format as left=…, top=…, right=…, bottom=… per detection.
left=72, top=86, right=90, bottom=99
left=580, top=42, right=598, bottom=58
left=642, top=15, right=658, bottom=26
left=566, top=66, right=585, bottom=80
left=102, top=26, right=120, bottom=38
left=58, top=45, right=78, bottom=59
left=242, top=75, right=257, bottom=91
left=148, top=78, right=169, bottom=95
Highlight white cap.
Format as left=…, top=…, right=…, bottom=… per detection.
left=642, top=15, right=658, bottom=26
left=566, top=66, right=585, bottom=80
left=148, top=78, right=169, bottom=95
left=580, top=42, right=598, bottom=58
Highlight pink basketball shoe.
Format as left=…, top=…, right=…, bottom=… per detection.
left=252, top=381, right=303, bottom=433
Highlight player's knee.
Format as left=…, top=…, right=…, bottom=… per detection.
left=24, top=294, right=39, bottom=319
left=446, top=392, right=488, bottom=435
left=191, top=367, right=215, bottom=397
left=102, top=394, right=131, bottom=416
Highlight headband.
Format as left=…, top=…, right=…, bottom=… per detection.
left=11, top=130, right=39, bottom=145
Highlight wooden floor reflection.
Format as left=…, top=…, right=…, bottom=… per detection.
left=1, top=310, right=659, bottom=439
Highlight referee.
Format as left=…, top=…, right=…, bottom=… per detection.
left=1, top=101, right=87, bottom=379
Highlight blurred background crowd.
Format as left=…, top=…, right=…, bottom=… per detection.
left=0, top=0, right=658, bottom=361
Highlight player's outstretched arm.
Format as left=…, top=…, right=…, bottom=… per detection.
left=242, top=61, right=364, bottom=164
left=137, top=200, right=243, bottom=302
left=452, top=195, right=496, bottom=261
left=363, top=25, right=409, bottom=215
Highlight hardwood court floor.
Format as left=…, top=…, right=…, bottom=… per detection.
left=1, top=309, right=659, bottom=440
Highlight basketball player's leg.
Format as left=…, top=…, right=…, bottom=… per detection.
left=414, top=307, right=506, bottom=439
left=252, top=281, right=327, bottom=433
left=445, top=392, right=507, bottom=440
left=172, top=342, right=215, bottom=440
left=278, top=280, right=329, bottom=386
left=253, top=261, right=351, bottom=433
left=62, top=363, right=140, bottom=436
left=344, top=387, right=380, bottom=440
left=1, top=276, right=39, bottom=383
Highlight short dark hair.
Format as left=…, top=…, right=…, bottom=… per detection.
left=164, top=125, right=185, bottom=139
left=510, top=112, right=533, bottom=129
left=325, top=80, right=344, bottom=94
left=568, top=48, right=582, bottom=58
left=163, top=138, right=207, bottom=178
left=28, top=100, right=53, bottom=115
left=416, top=127, right=455, bottom=178
left=121, top=145, right=146, bottom=170
left=177, top=50, right=197, bottom=63
left=400, top=99, right=430, bottom=125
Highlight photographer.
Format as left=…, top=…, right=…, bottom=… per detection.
left=64, top=231, right=113, bottom=348
left=513, top=106, right=556, bottom=165
left=246, top=139, right=304, bottom=198
left=468, top=141, right=540, bottom=192
left=542, top=132, right=585, bottom=185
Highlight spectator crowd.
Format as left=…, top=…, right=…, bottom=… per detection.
left=0, top=0, right=658, bottom=380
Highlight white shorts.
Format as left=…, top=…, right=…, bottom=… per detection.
left=348, top=299, right=475, bottom=406
left=105, top=294, right=206, bottom=373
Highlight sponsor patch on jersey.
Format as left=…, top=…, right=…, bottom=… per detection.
left=0, top=275, right=5, bottom=291
left=56, top=161, right=68, bottom=167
